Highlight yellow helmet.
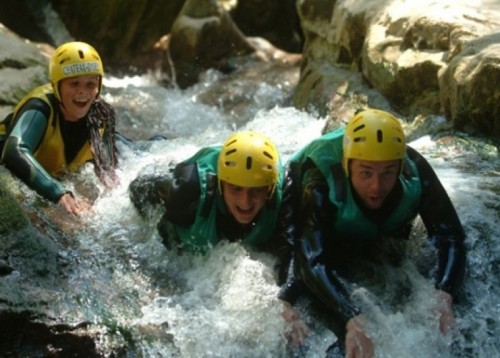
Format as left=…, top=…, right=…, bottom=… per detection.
left=218, top=131, right=279, bottom=190
left=49, top=41, right=104, bottom=101
left=343, top=109, right=406, bottom=175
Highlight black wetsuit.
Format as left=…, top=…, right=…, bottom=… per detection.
left=1, top=84, right=117, bottom=202
left=277, top=146, right=466, bottom=343
left=129, top=159, right=290, bottom=280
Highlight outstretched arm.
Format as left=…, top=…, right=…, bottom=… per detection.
left=294, top=168, right=360, bottom=324
left=129, top=163, right=200, bottom=222
left=408, top=147, right=466, bottom=334
left=2, top=100, right=67, bottom=203
left=408, top=147, right=466, bottom=299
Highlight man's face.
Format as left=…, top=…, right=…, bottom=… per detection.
left=221, top=181, right=270, bottom=224
left=349, top=159, right=400, bottom=209
left=59, top=75, right=99, bottom=121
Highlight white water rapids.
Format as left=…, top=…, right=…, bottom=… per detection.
left=4, top=71, right=497, bottom=357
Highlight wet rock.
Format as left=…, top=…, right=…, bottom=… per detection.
left=0, top=0, right=71, bottom=46
left=295, top=0, right=500, bottom=138
left=194, top=37, right=302, bottom=126
left=51, top=0, right=185, bottom=73
left=0, top=167, right=31, bottom=234
left=0, top=311, right=103, bottom=357
left=0, top=260, right=13, bottom=276
left=439, top=35, right=500, bottom=137
left=0, top=24, right=49, bottom=118
left=166, top=0, right=254, bottom=88
left=3, top=1, right=302, bottom=74
left=229, top=0, right=303, bottom=53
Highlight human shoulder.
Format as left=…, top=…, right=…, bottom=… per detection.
left=405, top=145, right=426, bottom=162
left=302, top=127, right=344, bottom=152
left=173, top=161, right=201, bottom=190
left=11, top=83, right=55, bottom=120
left=165, top=162, right=202, bottom=227
left=405, top=145, right=436, bottom=179
left=15, top=98, right=51, bottom=118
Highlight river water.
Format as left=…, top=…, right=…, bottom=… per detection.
left=2, top=69, right=499, bottom=357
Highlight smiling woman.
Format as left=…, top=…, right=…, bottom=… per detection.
left=59, top=75, right=100, bottom=121
left=0, top=41, right=119, bottom=215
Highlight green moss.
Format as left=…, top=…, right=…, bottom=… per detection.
left=0, top=183, right=29, bottom=235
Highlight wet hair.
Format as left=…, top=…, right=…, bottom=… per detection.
left=86, top=99, right=118, bottom=184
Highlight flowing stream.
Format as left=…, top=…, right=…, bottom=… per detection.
left=2, top=69, right=499, bottom=357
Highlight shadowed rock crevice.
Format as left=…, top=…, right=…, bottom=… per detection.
left=0, top=311, right=106, bottom=357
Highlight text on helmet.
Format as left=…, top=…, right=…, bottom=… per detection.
left=62, top=62, right=100, bottom=76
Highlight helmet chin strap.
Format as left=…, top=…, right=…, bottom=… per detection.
left=218, top=178, right=223, bottom=196
left=267, top=184, right=276, bottom=199
left=342, top=156, right=350, bottom=177
left=55, top=82, right=65, bottom=109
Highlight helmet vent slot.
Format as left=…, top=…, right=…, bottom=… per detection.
left=263, top=151, right=273, bottom=160
left=377, top=129, right=383, bottom=142
left=78, top=50, right=85, bottom=59
left=246, top=157, right=252, bottom=169
left=353, top=124, right=365, bottom=132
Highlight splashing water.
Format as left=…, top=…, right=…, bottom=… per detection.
left=3, top=70, right=498, bottom=357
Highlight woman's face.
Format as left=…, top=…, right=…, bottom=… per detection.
left=221, top=181, right=270, bottom=224
left=59, top=75, right=99, bottom=121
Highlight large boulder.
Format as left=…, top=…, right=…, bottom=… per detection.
left=51, top=0, right=185, bottom=72
left=0, top=0, right=71, bottom=46
left=229, top=0, right=303, bottom=53
left=439, top=35, right=500, bottom=136
left=294, top=0, right=500, bottom=138
left=0, top=167, right=31, bottom=236
left=0, top=166, right=119, bottom=356
left=165, top=0, right=254, bottom=88
left=0, top=24, right=49, bottom=119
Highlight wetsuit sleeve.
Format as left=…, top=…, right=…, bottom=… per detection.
left=129, top=172, right=172, bottom=217
left=269, top=167, right=298, bottom=286
left=128, top=163, right=200, bottom=225
left=278, top=256, right=304, bottom=304
left=276, top=166, right=301, bottom=248
left=1, top=99, right=66, bottom=202
left=164, top=163, right=201, bottom=226
left=408, top=147, right=466, bottom=299
left=293, top=167, right=360, bottom=323
left=277, top=165, right=307, bottom=302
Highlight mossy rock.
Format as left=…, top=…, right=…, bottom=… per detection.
left=0, top=168, right=30, bottom=235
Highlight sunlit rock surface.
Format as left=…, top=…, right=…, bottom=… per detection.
left=0, top=24, right=49, bottom=119
left=295, top=0, right=500, bottom=137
